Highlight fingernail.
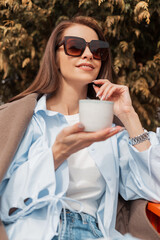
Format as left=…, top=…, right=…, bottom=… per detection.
left=109, top=127, right=125, bottom=133
left=101, top=95, right=105, bottom=100
left=118, top=127, right=125, bottom=132
left=109, top=127, right=117, bottom=133
left=105, top=94, right=108, bottom=100
left=78, top=123, right=84, bottom=129
left=96, top=91, right=100, bottom=97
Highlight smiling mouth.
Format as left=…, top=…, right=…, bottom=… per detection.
left=77, top=63, right=95, bottom=70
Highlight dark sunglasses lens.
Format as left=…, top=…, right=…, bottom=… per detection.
left=90, top=41, right=109, bottom=60
left=65, top=38, right=84, bottom=56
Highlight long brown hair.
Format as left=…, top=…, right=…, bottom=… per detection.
left=11, top=16, right=113, bottom=101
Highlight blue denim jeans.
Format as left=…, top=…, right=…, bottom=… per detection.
left=53, top=209, right=103, bottom=240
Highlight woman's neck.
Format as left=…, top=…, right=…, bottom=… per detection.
left=46, top=81, right=88, bottom=115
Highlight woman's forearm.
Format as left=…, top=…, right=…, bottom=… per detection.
left=118, top=107, right=151, bottom=152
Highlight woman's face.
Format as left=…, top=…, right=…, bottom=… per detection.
left=56, top=24, right=102, bottom=88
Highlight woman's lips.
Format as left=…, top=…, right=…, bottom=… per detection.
left=76, top=63, right=95, bottom=71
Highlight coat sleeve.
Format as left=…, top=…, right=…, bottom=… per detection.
left=118, top=130, right=160, bottom=202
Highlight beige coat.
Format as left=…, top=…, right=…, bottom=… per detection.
left=0, top=93, right=159, bottom=240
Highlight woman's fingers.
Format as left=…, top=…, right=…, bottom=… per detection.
left=53, top=125, right=124, bottom=168
left=84, top=126, right=124, bottom=142
left=99, top=84, right=113, bottom=100
left=92, top=79, right=110, bottom=84
left=102, top=85, right=119, bottom=101
left=71, top=126, right=124, bottom=145
left=61, top=123, right=123, bottom=142
left=92, top=79, right=112, bottom=100
left=93, top=79, right=129, bottom=102
left=59, top=122, right=85, bottom=137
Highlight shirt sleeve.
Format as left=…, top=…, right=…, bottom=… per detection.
left=118, top=130, right=160, bottom=202
left=0, top=119, right=34, bottom=196
left=0, top=115, right=57, bottom=223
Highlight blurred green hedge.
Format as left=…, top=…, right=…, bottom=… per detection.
left=0, top=0, right=160, bottom=130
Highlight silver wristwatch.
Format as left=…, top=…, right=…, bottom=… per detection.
left=129, top=130, right=150, bottom=146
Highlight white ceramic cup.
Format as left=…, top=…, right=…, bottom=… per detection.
left=79, top=99, right=114, bottom=132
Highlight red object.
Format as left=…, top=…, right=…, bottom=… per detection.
left=146, top=202, right=160, bottom=233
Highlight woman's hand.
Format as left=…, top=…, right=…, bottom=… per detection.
left=92, top=79, right=151, bottom=151
left=92, top=79, right=133, bottom=118
left=52, top=123, right=123, bottom=169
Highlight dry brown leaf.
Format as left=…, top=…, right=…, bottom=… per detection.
left=119, top=41, right=128, bottom=52
left=134, top=1, right=148, bottom=15
left=22, top=58, right=30, bottom=68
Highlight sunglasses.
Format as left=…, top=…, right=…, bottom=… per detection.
left=57, top=36, right=109, bottom=61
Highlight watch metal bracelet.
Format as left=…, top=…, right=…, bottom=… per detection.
left=130, top=131, right=150, bottom=146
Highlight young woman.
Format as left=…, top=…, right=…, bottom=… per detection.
left=0, top=16, right=160, bottom=240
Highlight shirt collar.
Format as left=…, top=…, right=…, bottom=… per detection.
left=34, top=94, right=59, bottom=117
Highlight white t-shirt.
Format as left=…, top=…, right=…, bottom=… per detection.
left=65, top=113, right=106, bottom=218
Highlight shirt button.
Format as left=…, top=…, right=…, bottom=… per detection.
left=91, top=147, right=95, bottom=151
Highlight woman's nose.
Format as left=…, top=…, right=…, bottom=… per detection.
left=81, top=46, right=93, bottom=60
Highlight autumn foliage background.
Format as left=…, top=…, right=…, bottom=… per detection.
left=0, top=0, right=160, bottom=130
